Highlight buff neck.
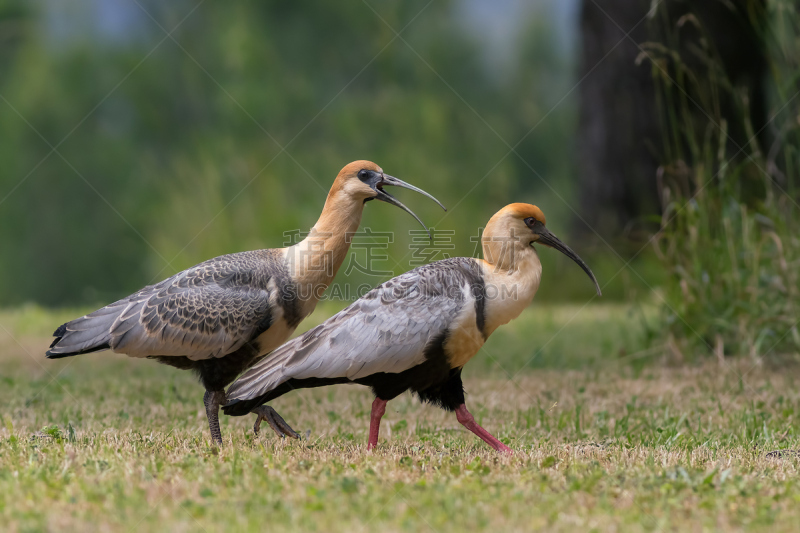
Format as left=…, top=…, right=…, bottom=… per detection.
left=284, top=190, right=365, bottom=311
left=478, top=219, right=543, bottom=337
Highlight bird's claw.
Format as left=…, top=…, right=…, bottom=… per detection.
left=252, top=405, right=300, bottom=439
left=766, top=449, right=800, bottom=458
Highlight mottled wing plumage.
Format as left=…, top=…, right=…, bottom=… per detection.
left=226, top=257, right=483, bottom=402
left=47, top=250, right=285, bottom=361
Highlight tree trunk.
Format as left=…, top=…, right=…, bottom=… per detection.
left=576, top=0, right=767, bottom=237
left=577, top=0, right=660, bottom=237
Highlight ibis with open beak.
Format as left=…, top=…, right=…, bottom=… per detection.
left=223, top=203, right=600, bottom=453
left=45, top=161, right=445, bottom=444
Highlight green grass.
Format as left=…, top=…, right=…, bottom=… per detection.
left=1, top=304, right=800, bottom=531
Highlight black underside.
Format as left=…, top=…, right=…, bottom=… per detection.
left=223, top=332, right=467, bottom=417
left=414, top=367, right=465, bottom=411
left=222, top=377, right=353, bottom=415
left=150, top=342, right=262, bottom=392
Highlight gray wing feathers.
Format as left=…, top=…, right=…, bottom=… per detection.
left=227, top=259, right=478, bottom=401
left=48, top=252, right=279, bottom=361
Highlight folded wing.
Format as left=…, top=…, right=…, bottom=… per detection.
left=226, top=257, right=481, bottom=402
left=47, top=252, right=278, bottom=361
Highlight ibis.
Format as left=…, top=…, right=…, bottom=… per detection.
left=45, top=161, right=445, bottom=444
left=223, top=203, right=600, bottom=453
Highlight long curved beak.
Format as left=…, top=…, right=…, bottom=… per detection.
left=533, top=224, right=602, bottom=296
left=374, top=174, right=447, bottom=239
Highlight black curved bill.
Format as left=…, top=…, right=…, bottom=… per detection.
left=374, top=174, right=446, bottom=239
left=533, top=224, right=602, bottom=296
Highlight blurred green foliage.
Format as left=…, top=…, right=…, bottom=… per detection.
left=647, top=0, right=800, bottom=358
left=0, top=0, right=592, bottom=306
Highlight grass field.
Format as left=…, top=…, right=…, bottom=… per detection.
left=1, top=303, right=800, bottom=532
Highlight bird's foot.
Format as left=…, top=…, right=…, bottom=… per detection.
left=252, top=405, right=300, bottom=439
left=766, top=449, right=800, bottom=458
left=495, top=442, right=513, bottom=455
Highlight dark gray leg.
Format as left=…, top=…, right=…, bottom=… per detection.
left=252, top=405, right=300, bottom=439
left=204, top=390, right=226, bottom=445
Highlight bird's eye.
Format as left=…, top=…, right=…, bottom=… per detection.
left=524, top=217, right=535, bottom=227
left=358, top=170, right=369, bottom=180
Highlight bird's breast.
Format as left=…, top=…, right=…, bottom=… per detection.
left=254, top=317, right=296, bottom=356
left=444, top=284, right=486, bottom=369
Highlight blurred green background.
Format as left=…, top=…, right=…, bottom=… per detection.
left=0, top=0, right=797, bottom=358
left=0, top=0, right=594, bottom=307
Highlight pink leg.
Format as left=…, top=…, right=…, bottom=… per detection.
left=367, top=397, right=387, bottom=451
left=455, top=404, right=512, bottom=454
